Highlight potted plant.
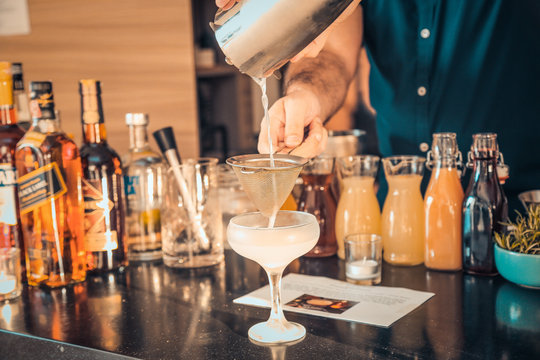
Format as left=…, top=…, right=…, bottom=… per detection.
left=494, top=205, right=540, bottom=288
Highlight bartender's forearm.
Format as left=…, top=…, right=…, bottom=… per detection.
left=284, top=6, right=363, bottom=122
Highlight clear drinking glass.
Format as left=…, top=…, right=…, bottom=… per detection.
left=217, top=164, right=257, bottom=247
left=161, top=158, right=224, bottom=268
left=381, top=156, right=425, bottom=265
left=227, top=211, right=319, bottom=344
left=344, top=234, right=382, bottom=285
left=0, top=248, right=22, bottom=301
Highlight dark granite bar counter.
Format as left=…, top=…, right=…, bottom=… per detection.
left=0, top=250, right=539, bottom=359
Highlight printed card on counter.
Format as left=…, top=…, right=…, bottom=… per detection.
left=234, top=273, right=434, bottom=327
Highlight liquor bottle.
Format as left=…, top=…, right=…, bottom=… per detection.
left=424, top=133, right=464, bottom=271
left=0, top=62, right=26, bottom=280
left=123, top=113, right=166, bottom=261
left=462, top=133, right=508, bottom=275
left=79, top=79, right=127, bottom=272
left=15, top=81, right=86, bottom=287
left=11, top=63, right=31, bottom=131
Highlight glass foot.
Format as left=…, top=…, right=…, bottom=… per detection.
left=248, top=320, right=306, bottom=344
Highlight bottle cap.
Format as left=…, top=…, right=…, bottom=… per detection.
left=431, top=132, right=459, bottom=159
left=79, top=79, right=104, bottom=124
left=125, top=113, right=149, bottom=126
left=0, top=61, right=10, bottom=80
left=471, top=132, right=499, bottom=159
left=11, top=63, right=24, bottom=91
left=79, top=79, right=101, bottom=95
left=0, top=62, right=13, bottom=105
left=29, top=81, right=55, bottom=120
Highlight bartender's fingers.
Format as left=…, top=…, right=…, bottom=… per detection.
left=283, top=96, right=312, bottom=149
left=290, top=118, right=328, bottom=158
left=216, top=0, right=237, bottom=10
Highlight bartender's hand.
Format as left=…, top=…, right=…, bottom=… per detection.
left=258, top=87, right=328, bottom=158
left=259, top=6, right=363, bottom=159
left=216, top=0, right=237, bottom=10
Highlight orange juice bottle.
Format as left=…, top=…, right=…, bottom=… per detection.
left=335, top=155, right=381, bottom=259
left=424, top=133, right=464, bottom=271
left=381, top=156, right=425, bottom=265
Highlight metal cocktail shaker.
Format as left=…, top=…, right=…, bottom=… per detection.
left=211, top=0, right=355, bottom=78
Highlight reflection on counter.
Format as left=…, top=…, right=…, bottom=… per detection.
left=496, top=282, right=540, bottom=333
left=1, top=250, right=538, bottom=359
left=425, top=270, right=464, bottom=358
left=251, top=337, right=304, bottom=360
left=463, top=275, right=498, bottom=358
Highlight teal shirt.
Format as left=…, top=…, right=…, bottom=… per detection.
left=361, top=0, right=540, bottom=212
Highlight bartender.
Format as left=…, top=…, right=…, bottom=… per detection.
left=217, top=0, right=540, bottom=213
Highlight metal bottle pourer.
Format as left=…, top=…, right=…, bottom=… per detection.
left=210, top=0, right=356, bottom=78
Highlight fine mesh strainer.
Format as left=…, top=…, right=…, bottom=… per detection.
left=226, top=154, right=307, bottom=218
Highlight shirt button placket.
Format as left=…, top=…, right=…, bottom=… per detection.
left=416, top=2, right=435, bottom=150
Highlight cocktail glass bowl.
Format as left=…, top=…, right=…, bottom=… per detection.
left=227, top=211, right=319, bottom=344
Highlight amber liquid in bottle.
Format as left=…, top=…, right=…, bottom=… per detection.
left=0, top=62, right=26, bottom=280
left=298, top=173, right=337, bottom=257
left=15, top=81, right=86, bottom=287
left=79, top=80, right=127, bottom=273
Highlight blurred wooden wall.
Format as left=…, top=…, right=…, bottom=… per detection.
left=0, top=0, right=199, bottom=158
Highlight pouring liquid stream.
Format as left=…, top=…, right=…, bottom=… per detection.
left=253, top=76, right=278, bottom=228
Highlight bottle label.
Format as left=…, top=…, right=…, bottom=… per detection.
left=0, top=164, right=18, bottom=225
left=21, top=131, right=47, bottom=148
left=17, top=162, right=67, bottom=215
left=82, top=178, right=118, bottom=252
left=27, top=247, right=48, bottom=263
left=124, top=175, right=139, bottom=196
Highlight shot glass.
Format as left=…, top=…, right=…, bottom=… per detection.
left=0, top=248, right=22, bottom=302
left=344, top=234, right=382, bottom=285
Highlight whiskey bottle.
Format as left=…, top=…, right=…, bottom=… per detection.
left=79, top=79, right=127, bottom=272
left=0, top=62, right=25, bottom=280
left=11, top=63, right=31, bottom=131
left=15, top=81, right=86, bottom=287
left=123, top=113, right=166, bottom=261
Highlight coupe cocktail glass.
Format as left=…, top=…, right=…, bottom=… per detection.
left=226, top=154, right=318, bottom=344
left=228, top=210, right=319, bottom=344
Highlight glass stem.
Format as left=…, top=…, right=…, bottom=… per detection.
left=267, top=269, right=286, bottom=324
